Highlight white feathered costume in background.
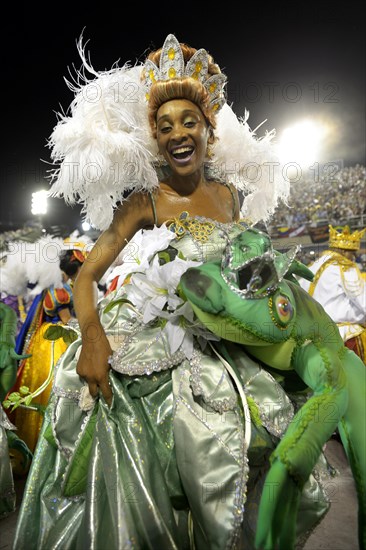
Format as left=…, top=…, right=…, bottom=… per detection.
left=47, top=37, right=289, bottom=231
left=0, top=236, right=64, bottom=298
left=0, top=233, right=93, bottom=298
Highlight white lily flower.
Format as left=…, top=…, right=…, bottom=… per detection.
left=124, top=255, right=201, bottom=323
left=110, top=224, right=176, bottom=287
left=122, top=250, right=213, bottom=359
left=162, top=302, right=195, bottom=357
left=165, top=317, right=194, bottom=357
left=143, top=294, right=169, bottom=324
left=158, top=257, right=197, bottom=309
left=161, top=301, right=219, bottom=359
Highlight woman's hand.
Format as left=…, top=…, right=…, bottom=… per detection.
left=76, top=324, right=113, bottom=406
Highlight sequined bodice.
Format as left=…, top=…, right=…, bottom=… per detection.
left=167, top=211, right=248, bottom=262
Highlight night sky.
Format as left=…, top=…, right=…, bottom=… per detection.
left=1, top=4, right=365, bottom=233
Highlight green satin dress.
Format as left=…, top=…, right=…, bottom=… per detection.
left=13, top=218, right=330, bottom=549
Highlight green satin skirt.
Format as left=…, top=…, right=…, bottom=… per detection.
left=13, top=301, right=330, bottom=549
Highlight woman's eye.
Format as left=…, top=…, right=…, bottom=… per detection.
left=184, top=121, right=196, bottom=128
left=160, top=126, right=171, bottom=134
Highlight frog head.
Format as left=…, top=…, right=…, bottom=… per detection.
left=180, top=228, right=313, bottom=346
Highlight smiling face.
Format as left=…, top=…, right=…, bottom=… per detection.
left=156, top=99, right=212, bottom=178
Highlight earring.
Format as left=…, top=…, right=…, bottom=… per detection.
left=206, top=144, right=214, bottom=160
left=155, top=152, right=167, bottom=166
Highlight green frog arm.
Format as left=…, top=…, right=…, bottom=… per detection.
left=0, top=302, right=30, bottom=402
left=256, top=340, right=348, bottom=549
left=6, top=429, right=33, bottom=471
left=337, top=349, right=366, bottom=550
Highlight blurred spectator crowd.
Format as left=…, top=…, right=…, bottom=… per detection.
left=269, top=164, right=366, bottom=228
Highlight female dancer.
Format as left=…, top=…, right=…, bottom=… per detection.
left=13, top=34, right=353, bottom=549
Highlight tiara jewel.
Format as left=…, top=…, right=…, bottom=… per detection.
left=160, top=34, right=185, bottom=80
left=143, top=34, right=226, bottom=112
left=185, top=49, right=209, bottom=82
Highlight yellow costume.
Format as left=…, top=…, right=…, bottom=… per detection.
left=13, top=284, right=73, bottom=452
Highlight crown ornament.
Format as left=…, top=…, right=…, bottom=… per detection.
left=328, top=224, right=366, bottom=251
left=143, top=34, right=227, bottom=113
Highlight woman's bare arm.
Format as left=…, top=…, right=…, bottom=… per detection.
left=73, top=193, right=152, bottom=404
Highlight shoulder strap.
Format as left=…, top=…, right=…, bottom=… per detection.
left=149, top=192, right=158, bottom=226
left=223, top=182, right=238, bottom=220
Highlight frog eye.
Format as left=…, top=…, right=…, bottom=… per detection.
left=272, top=294, right=294, bottom=327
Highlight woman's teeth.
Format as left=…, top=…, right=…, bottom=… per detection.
left=171, top=146, right=194, bottom=159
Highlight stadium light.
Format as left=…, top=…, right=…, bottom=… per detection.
left=277, top=119, right=327, bottom=171
left=31, top=190, right=48, bottom=216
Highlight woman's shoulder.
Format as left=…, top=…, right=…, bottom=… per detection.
left=113, top=191, right=156, bottom=230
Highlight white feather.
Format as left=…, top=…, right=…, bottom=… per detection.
left=0, top=242, right=29, bottom=295
left=24, top=236, right=64, bottom=292
left=48, top=41, right=158, bottom=231
left=1, top=236, right=63, bottom=296
left=0, top=236, right=63, bottom=295
left=213, top=103, right=289, bottom=224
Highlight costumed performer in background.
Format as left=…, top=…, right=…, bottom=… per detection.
left=299, top=224, right=366, bottom=364
left=2, top=236, right=88, bottom=453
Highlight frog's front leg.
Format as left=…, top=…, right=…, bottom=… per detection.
left=0, top=302, right=31, bottom=401
left=337, top=348, right=366, bottom=550
left=0, top=363, right=17, bottom=403
left=7, top=429, right=33, bottom=473
left=256, top=340, right=348, bottom=550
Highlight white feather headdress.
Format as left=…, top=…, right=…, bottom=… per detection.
left=47, top=36, right=289, bottom=230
